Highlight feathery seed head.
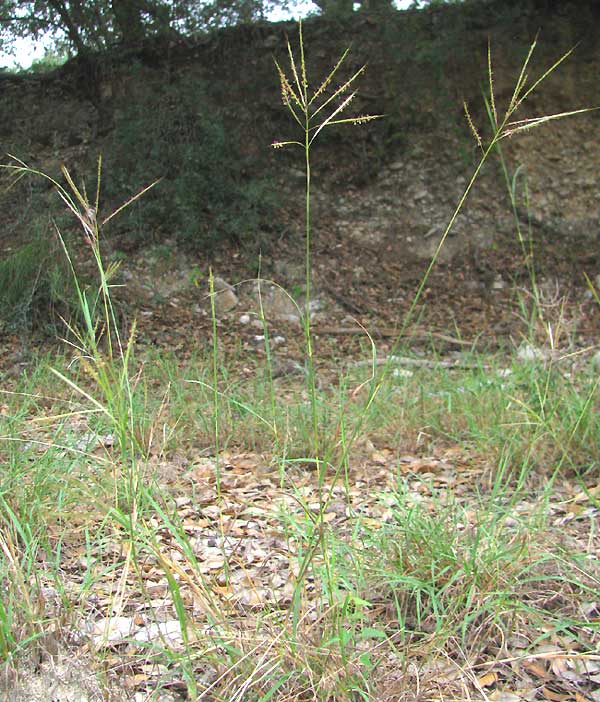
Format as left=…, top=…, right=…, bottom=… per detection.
left=274, top=21, right=381, bottom=150
left=463, top=101, right=483, bottom=151
left=276, top=63, right=299, bottom=108
left=351, top=115, right=380, bottom=126
left=311, top=47, right=350, bottom=105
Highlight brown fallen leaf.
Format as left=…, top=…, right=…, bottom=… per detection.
left=488, top=690, right=523, bottom=702
left=477, top=670, right=498, bottom=687
left=540, top=686, right=570, bottom=702
left=521, top=660, right=551, bottom=680
left=572, top=484, right=600, bottom=504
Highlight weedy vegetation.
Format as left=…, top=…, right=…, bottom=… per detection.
left=0, top=24, right=598, bottom=702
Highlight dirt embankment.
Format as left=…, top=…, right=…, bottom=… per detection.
left=1, top=0, right=599, bottom=349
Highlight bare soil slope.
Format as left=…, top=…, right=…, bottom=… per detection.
left=1, top=0, right=599, bottom=354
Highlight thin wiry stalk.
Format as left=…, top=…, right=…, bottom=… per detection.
left=208, top=269, right=222, bottom=493
left=273, top=20, right=380, bottom=634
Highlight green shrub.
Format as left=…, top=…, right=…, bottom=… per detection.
left=104, top=74, right=277, bottom=251
left=0, top=228, right=76, bottom=332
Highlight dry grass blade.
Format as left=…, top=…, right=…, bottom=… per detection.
left=60, top=164, right=89, bottom=212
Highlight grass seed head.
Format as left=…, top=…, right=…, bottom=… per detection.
left=276, top=62, right=300, bottom=109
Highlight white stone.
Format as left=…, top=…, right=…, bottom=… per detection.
left=517, top=344, right=544, bottom=362
left=133, top=620, right=184, bottom=646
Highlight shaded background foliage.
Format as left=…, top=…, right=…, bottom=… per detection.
left=103, top=72, right=278, bottom=248
left=0, top=224, right=77, bottom=331
left=0, top=0, right=592, bottom=61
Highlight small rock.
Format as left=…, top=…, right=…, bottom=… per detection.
left=266, top=286, right=298, bottom=318
left=245, top=282, right=299, bottom=319
left=288, top=168, right=305, bottom=182
left=272, top=359, right=306, bottom=378
left=212, top=276, right=234, bottom=294
left=262, top=34, right=278, bottom=49
left=85, top=616, right=138, bottom=646
left=517, top=344, right=545, bottom=362
left=424, top=225, right=441, bottom=239
left=133, top=620, right=184, bottom=647
left=492, top=275, right=506, bottom=290
left=211, top=276, right=238, bottom=314
left=488, top=691, right=522, bottom=702
left=239, top=313, right=251, bottom=324
left=278, top=313, right=301, bottom=325
left=393, top=368, right=414, bottom=378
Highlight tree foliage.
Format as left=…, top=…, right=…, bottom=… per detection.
left=0, top=0, right=459, bottom=59
left=0, top=0, right=271, bottom=57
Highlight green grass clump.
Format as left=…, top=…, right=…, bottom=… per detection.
left=366, top=355, right=600, bottom=474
